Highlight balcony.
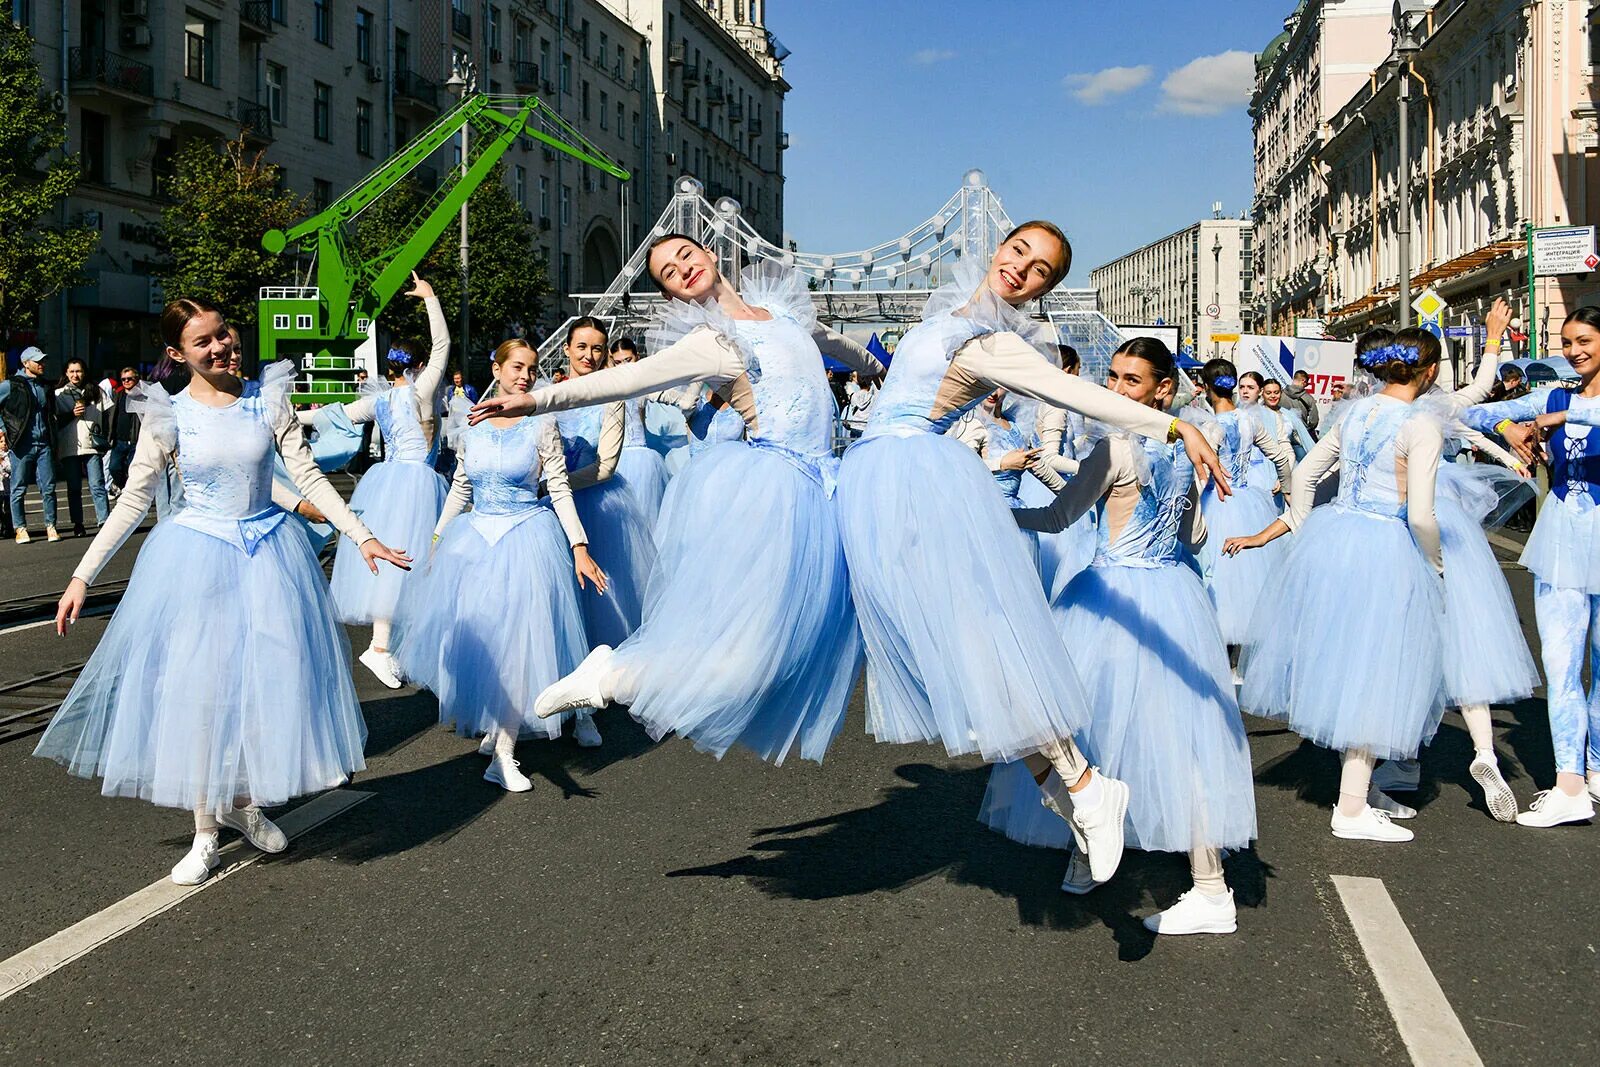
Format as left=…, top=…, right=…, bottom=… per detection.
left=67, top=47, right=154, bottom=100
left=512, top=61, right=540, bottom=91
left=727, top=102, right=743, bottom=124
left=239, top=0, right=274, bottom=37
left=237, top=98, right=272, bottom=141
left=747, top=117, right=762, bottom=136
left=451, top=8, right=471, bottom=38
left=706, top=84, right=725, bottom=107
left=394, top=69, right=439, bottom=110
left=681, top=66, right=700, bottom=88
left=667, top=41, right=685, bottom=66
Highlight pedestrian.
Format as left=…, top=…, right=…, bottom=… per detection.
left=36, top=296, right=409, bottom=885
left=0, top=429, right=12, bottom=539
left=445, top=368, right=479, bottom=405
left=54, top=357, right=112, bottom=536
left=1284, top=369, right=1321, bottom=435
left=0, top=346, right=61, bottom=542
left=841, top=372, right=874, bottom=438
left=105, top=367, right=143, bottom=492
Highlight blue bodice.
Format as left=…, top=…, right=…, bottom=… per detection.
left=862, top=311, right=990, bottom=438
left=729, top=313, right=836, bottom=458
left=375, top=384, right=430, bottom=463
left=622, top=397, right=648, bottom=449
left=462, top=414, right=548, bottom=516
left=1096, top=439, right=1195, bottom=567
left=1214, top=410, right=1257, bottom=484
left=980, top=410, right=1035, bottom=506
left=553, top=405, right=605, bottom=474
left=1334, top=396, right=1416, bottom=520
left=1545, top=389, right=1600, bottom=503
left=172, top=390, right=277, bottom=519
left=687, top=399, right=746, bottom=456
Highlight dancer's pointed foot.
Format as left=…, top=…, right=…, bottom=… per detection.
left=535, top=646, right=613, bottom=719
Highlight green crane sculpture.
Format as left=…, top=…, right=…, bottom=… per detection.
left=258, top=93, right=629, bottom=405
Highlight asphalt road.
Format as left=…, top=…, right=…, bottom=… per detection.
left=0, top=522, right=1595, bottom=1065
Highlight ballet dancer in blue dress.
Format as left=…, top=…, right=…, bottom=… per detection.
left=392, top=339, right=607, bottom=791
left=606, top=336, right=674, bottom=525
left=983, top=337, right=1255, bottom=932
left=38, top=298, right=409, bottom=884
left=471, top=245, right=882, bottom=765
left=1033, top=345, right=1100, bottom=598
left=833, top=221, right=1231, bottom=882
left=949, top=389, right=1066, bottom=575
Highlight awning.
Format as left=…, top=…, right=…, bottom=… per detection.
left=1328, top=240, right=1524, bottom=322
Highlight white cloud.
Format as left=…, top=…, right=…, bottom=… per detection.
left=1158, top=50, right=1256, bottom=116
left=1063, top=64, right=1152, bottom=105
left=910, top=48, right=957, bottom=66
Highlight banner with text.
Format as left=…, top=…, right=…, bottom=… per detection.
left=1234, top=334, right=1357, bottom=407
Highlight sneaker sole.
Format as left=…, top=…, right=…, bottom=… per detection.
left=1470, top=763, right=1518, bottom=823
left=1331, top=828, right=1414, bottom=842
left=483, top=768, right=532, bottom=793
left=1144, top=920, right=1238, bottom=936
left=1515, top=812, right=1594, bottom=828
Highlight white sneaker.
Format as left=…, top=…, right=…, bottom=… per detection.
left=359, top=646, right=403, bottom=689
left=1367, top=786, right=1417, bottom=820
left=1371, top=758, right=1421, bottom=793
left=1586, top=773, right=1600, bottom=805
left=484, top=750, right=533, bottom=792
left=171, top=832, right=221, bottom=885
left=478, top=733, right=496, bottom=756
left=1059, top=848, right=1096, bottom=895
left=1070, top=771, right=1131, bottom=883
left=1230, top=668, right=1244, bottom=688
left=1470, top=755, right=1518, bottom=823
left=13, top=528, right=29, bottom=544
left=535, top=645, right=613, bottom=720
left=218, top=806, right=288, bottom=853
left=1142, top=887, right=1238, bottom=936
left=1330, top=805, right=1414, bottom=842
left=45, top=525, right=61, bottom=543
left=1515, top=787, right=1595, bottom=828
left=572, top=713, right=603, bottom=748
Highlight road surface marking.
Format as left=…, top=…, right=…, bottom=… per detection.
left=0, top=789, right=371, bottom=1003
left=1332, top=875, right=1484, bottom=1067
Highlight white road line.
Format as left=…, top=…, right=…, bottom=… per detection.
left=0, top=789, right=372, bottom=1003
left=1331, top=875, right=1484, bottom=1067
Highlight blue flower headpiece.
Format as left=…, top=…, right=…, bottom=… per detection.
left=385, top=346, right=414, bottom=367
left=1212, top=374, right=1237, bottom=390
left=1357, top=343, right=1420, bottom=370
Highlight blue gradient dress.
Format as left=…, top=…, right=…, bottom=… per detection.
left=618, top=396, right=671, bottom=526
left=1196, top=408, right=1292, bottom=644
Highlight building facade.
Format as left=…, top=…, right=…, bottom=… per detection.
left=1249, top=0, right=1395, bottom=335
left=11, top=0, right=788, bottom=372
left=1090, top=216, right=1255, bottom=360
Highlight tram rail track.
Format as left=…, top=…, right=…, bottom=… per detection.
left=0, top=662, right=86, bottom=744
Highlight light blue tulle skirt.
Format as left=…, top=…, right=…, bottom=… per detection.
left=618, top=445, right=670, bottom=528
left=393, top=506, right=588, bottom=739
left=1521, top=491, right=1600, bottom=594
left=1437, top=466, right=1540, bottom=706
left=1197, top=483, right=1290, bottom=644
left=837, top=432, right=1090, bottom=762
left=1240, top=505, right=1447, bottom=760
left=35, top=519, right=365, bottom=816
left=613, top=442, right=863, bottom=764
left=329, top=459, right=448, bottom=625
left=1019, top=474, right=1096, bottom=596
left=573, top=476, right=657, bottom=649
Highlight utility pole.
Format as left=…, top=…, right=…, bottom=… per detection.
left=446, top=57, right=478, bottom=372
left=1393, top=1, right=1426, bottom=330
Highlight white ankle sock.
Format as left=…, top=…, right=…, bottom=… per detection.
left=494, top=728, right=516, bottom=759
left=1189, top=847, right=1228, bottom=897
left=1070, top=770, right=1104, bottom=813
left=1460, top=703, right=1495, bottom=753
left=194, top=808, right=219, bottom=834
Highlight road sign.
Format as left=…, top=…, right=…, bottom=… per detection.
left=1531, top=225, right=1598, bottom=276
left=1419, top=320, right=1444, bottom=340
left=1411, top=287, right=1447, bottom=319
left=1205, top=303, right=1221, bottom=318
left=1209, top=318, right=1243, bottom=343
left=1444, top=325, right=1473, bottom=338
left=1295, top=317, right=1326, bottom=339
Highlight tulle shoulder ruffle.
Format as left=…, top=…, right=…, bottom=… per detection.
left=922, top=258, right=1058, bottom=364
left=739, top=259, right=817, bottom=331
left=648, top=290, right=764, bottom=380
left=1078, top=421, right=1156, bottom=486
left=258, top=358, right=299, bottom=414
left=1178, top=403, right=1223, bottom=452
left=125, top=382, right=177, bottom=451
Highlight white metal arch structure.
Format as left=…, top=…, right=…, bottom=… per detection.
left=538, top=169, right=1125, bottom=378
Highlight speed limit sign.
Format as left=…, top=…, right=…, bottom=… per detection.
left=1205, top=303, right=1221, bottom=318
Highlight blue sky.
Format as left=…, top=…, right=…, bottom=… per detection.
left=766, top=0, right=1294, bottom=285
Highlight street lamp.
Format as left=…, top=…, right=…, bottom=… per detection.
left=1255, top=191, right=1277, bottom=335
left=1392, top=0, right=1427, bottom=330
left=445, top=56, right=478, bottom=369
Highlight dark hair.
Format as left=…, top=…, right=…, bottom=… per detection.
left=1563, top=305, right=1600, bottom=333
left=62, top=357, right=103, bottom=405
left=1239, top=370, right=1266, bottom=389
left=1355, top=328, right=1395, bottom=357
left=1056, top=343, right=1080, bottom=373
left=566, top=316, right=609, bottom=346
left=1113, top=336, right=1177, bottom=384
left=610, top=336, right=639, bottom=356
left=1201, top=357, right=1238, bottom=395
left=1292, top=369, right=1309, bottom=382
left=1261, top=378, right=1283, bottom=392
left=1001, top=220, right=1072, bottom=288
left=149, top=353, right=191, bottom=394
left=160, top=297, right=220, bottom=351
left=386, top=338, right=423, bottom=378
left=1498, top=364, right=1524, bottom=380
left=1363, top=327, right=1442, bottom=385
left=644, top=232, right=710, bottom=293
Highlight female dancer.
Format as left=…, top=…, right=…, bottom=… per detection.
left=38, top=298, right=409, bottom=884
left=950, top=389, right=1066, bottom=574
left=1033, top=347, right=1100, bottom=598
left=392, top=339, right=605, bottom=791
left=1259, top=379, right=1316, bottom=459
left=983, top=338, right=1255, bottom=931
left=471, top=248, right=881, bottom=765
left=1193, top=360, right=1294, bottom=652
left=1227, top=329, right=1447, bottom=842
left=314, top=275, right=449, bottom=689
left=834, top=223, right=1230, bottom=882
left=1461, top=304, right=1600, bottom=827
left=606, top=336, right=676, bottom=525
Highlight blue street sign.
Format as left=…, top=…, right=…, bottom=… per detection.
left=1444, top=326, right=1472, bottom=338
left=1419, top=321, right=1444, bottom=340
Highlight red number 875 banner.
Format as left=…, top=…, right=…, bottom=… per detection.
left=1308, top=373, right=1346, bottom=398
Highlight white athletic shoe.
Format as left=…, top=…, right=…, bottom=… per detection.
left=535, top=645, right=613, bottom=720
left=1059, top=849, right=1096, bottom=895
left=171, top=832, right=221, bottom=885
left=572, top=713, right=603, bottom=748
left=478, top=733, right=496, bottom=756
left=1367, top=785, right=1417, bottom=820
left=1587, top=773, right=1600, bottom=805
left=1070, top=772, right=1131, bottom=883
left=1330, top=805, right=1414, bottom=842
left=1142, top=888, right=1238, bottom=936
left=484, top=750, right=533, bottom=793
left=359, top=647, right=403, bottom=689
left=1515, top=787, right=1595, bottom=828
left=218, top=806, right=289, bottom=853
left=1470, top=755, right=1518, bottom=823
left=1371, top=758, right=1421, bottom=793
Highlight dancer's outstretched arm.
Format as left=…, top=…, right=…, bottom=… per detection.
left=1013, top=437, right=1121, bottom=534
left=810, top=324, right=885, bottom=377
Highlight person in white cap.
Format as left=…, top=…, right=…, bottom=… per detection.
left=0, top=347, right=61, bottom=542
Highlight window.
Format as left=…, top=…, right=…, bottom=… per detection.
left=266, top=62, right=285, bottom=124
left=297, top=312, right=315, bottom=330
left=632, top=110, right=640, bottom=147
left=560, top=184, right=571, bottom=224
left=395, top=115, right=410, bottom=146
left=541, top=39, right=551, bottom=82
left=599, top=90, right=608, bottom=129
left=313, top=0, right=331, bottom=45
left=312, top=179, right=331, bottom=211
left=356, top=8, right=372, bottom=64
left=274, top=314, right=290, bottom=330
left=184, top=14, right=214, bottom=84
left=582, top=80, right=590, bottom=120
left=560, top=252, right=572, bottom=291
left=538, top=174, right=550, bottom=216
left=81, top=110, right=107, bottom=184
left=489, top=6, right=501, bottom=55
left=513, top=165, right=525, bottom=206
left=269, top=0, right=285, bottom=22
left=356, top=98, right=372, bottom=155
left=313, top=81, right=331, bottom=141
left=615, top=101, right=624, bottom=139
left=580, top=19, right=590, bottom=57
left=560, top=52, right=571, bottom=92
left=10, top=0, right=30, bottom=29
left=599, top=32, right=607, bottom=66
left=395, top=28, right=410, bottom=73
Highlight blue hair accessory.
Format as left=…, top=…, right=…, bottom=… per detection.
left=1357, top=343, right=1420, bottom=370
left=1212, top=375, right=1237, bottom=390
left=386, top=346, right=414, bottom=367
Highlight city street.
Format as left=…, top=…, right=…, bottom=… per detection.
left=0, top=523, right=1595, bottom=1065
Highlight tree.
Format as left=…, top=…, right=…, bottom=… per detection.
left=155, top=135, right=306, bottom=328
left=0, top=21, right=98, bottom=343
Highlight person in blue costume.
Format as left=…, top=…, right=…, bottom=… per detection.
left=470, top=240, right=883, bottom=765
left=38, top=298, right=410, bottom=886
left=1461, top=304, right=1600, bottom=828
left=947, top=388, right=1066, bottom=575
left=1192, top=360, right=1295, bottom=658
left=605, top=336, right=676, bottom=526
left=1227, top=328, right=1448, bottom=844
left=392, top=339, right=606, bottom=792
left=683, top=386, right=748, bottom=458
left=983, top=337, right=1255, bottom=933
left=296, top=274, right=451, bottom=690
left=1033, top=345, right=1100, bottom=599
left=833, top=220, right=1232, bottom=884
left=1259, top=379, right=1317, bottom=460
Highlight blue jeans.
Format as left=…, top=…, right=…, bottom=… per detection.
left=107, top=441, right=136, bottom=487
left=62, top=453, right=109, bottom=527
left=8, top=443, right=56, bottom=530
left=1534, top=580, right=1600, bottom=776
left=152, top=463, right=186, bottom=520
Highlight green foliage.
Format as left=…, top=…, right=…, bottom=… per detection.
left=0, top=22, right=98, bottom=336
left=155, top=136, right=307, bottom=328
left=353, top=164, right=549, bottom=358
